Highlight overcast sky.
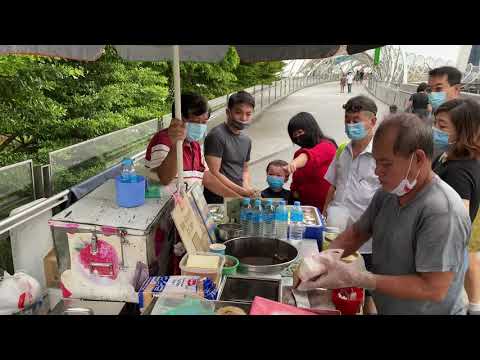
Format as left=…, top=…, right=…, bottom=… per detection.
left=399, top=45, right=462, bottom=63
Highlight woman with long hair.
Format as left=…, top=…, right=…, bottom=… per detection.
left=285, top=112, right=337, bottom=212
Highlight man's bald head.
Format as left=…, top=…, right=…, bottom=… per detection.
left=374, top=113, right=434, bottom=160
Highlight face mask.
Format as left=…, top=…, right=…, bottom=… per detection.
left=432, top=127, right=450, bottom=153
left=345, top=122, right=367, bottom=141
left=293, top=134, right=312, bottom=148
left=428, top=91, right=447, bottom=111
left=228, top=117, right=250, bottom=131
left=186, top=122, right=207, bottom=142
left=267, top=175, right=285, bottom=190
left=389, top=153, right=421, bottom=197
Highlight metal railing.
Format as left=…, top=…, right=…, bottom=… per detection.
left=48, top=118, right=161, bottom=194
left=366, top=78, right=480, bottom=110
left=0, top=160, right=36, bottom=221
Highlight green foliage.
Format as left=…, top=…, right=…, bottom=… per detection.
left=0, top=46, right=285, bottom=168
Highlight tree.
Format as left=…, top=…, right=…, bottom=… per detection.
left=0, top=46, right=285, bottom=167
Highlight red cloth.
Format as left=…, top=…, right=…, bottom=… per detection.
left=290, top=141, right=336, bottom=212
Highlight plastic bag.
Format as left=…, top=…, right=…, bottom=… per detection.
left=325, top=205, right=351, bottom=232
left=0, top=271, right=42, bottom=315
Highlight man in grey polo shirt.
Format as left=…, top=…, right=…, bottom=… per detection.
left=295, top=113, right=471, bottom=315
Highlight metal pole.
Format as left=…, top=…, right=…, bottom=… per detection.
left=172, top=45, right=184, bottom=194
left=261, top=84, right=264, bottom=109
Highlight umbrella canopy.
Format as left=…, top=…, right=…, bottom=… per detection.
left=0, top=44, right=382, bottom=193
left=0, top=45, right=381, bottom=62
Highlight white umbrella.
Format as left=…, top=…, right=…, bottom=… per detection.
left=0, top=45, right=382, bottom=192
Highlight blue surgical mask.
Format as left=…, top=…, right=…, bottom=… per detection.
left=433, top=127, right=453, bottom=153
left=186, top=122, right=207, bottom=142
left=267, top=175, right=285, bottom=190
left=345, top=122, right=367, bottom=141
left=429, top=91, right=447, bottom=111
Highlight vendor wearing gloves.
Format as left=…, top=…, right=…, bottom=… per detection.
left=295, top=113, right=471, bottom=315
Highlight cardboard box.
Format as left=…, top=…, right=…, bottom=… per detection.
left=44, top=248, right=60, bottom=288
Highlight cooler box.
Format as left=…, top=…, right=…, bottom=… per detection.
left=287, top=205, right=325, bottom=241
left=49, top=179, right=173, bottom=303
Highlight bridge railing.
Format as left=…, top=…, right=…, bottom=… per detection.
left=366, top=78, right=480, bottom=111
left=0, top=160, right=36, bottom=221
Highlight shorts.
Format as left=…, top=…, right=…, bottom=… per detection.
left=203, top=187, right=224, bottom=205
left=468, top=216, right=480, bottom=252
left=361, top=253, right=373, bottom=297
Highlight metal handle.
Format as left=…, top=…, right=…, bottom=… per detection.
left=90, top=233, right=98, bottom=255
left=89, top=262, right=114, bottom=277
left=119, top=229, right=129, bottom=270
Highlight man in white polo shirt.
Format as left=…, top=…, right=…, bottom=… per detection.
left=323, top=95, right=381, bottom=314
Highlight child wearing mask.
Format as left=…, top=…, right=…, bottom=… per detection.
left=261, top=160, right=290, bottom=201
left=284, top=112, right=337, bottom=212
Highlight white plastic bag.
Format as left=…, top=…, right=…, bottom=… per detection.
left=0, top=271, right=42, bottom=315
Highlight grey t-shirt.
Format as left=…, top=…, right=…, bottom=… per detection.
left=204, top=123, right=252, bottom=186
left=356, top=175, right=471, bottom=315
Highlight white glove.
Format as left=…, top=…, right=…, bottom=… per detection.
left=296, top=249, right=344, bottom=283
left=297, top=253, right=376, bottom=291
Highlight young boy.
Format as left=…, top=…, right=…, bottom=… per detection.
left=261, top=160, right=290, bottom=201
left=389, top=104, right=398, bottom=114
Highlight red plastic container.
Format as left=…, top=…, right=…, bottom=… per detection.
left=332, top=287, right=364, bottom=315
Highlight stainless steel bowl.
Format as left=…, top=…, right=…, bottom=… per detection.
left=63, top=307, right=94, bottom=315
left=217, top=223, right=242, bottom=243
left=224, top=236, right=298, bottom=275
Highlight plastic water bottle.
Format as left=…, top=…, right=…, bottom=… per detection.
left=240, top=198, right=253, bottom=236
left=263, top=199, right=276, bottom=238
left=121, top=158, right=136, bottom=183
left=290, top=201, right=305, bottom=243
left=275, top=200, right=289, bottom=241
left=251, top=199, right=264, bottom=237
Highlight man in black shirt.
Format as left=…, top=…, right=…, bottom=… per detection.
left=407, top=82, right=432, bottom=122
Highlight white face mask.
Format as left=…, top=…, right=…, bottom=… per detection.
left=389, top=153, right=421, bottom=197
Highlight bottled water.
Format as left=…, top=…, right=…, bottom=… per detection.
left=121, top=158, right=136, bottom=183
left=263, top=199, right=276, bottom=238
left=275, top=200, right=289, bottom=241
left=240, top=198, right=252, bottom=236
left=290, top=201, right=305, bottom=243
left=251, top=199, right=264, bottom=237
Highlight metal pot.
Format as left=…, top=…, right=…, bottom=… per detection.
left=224, top=236, right=298, bottom=275
left=217, top=223, right=242, bottom=243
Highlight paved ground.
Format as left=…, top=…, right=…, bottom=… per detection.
left=245, top=82, right=389, bottom=190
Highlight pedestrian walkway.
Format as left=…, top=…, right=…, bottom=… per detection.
left=246, top=82, right=389, bottom=189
